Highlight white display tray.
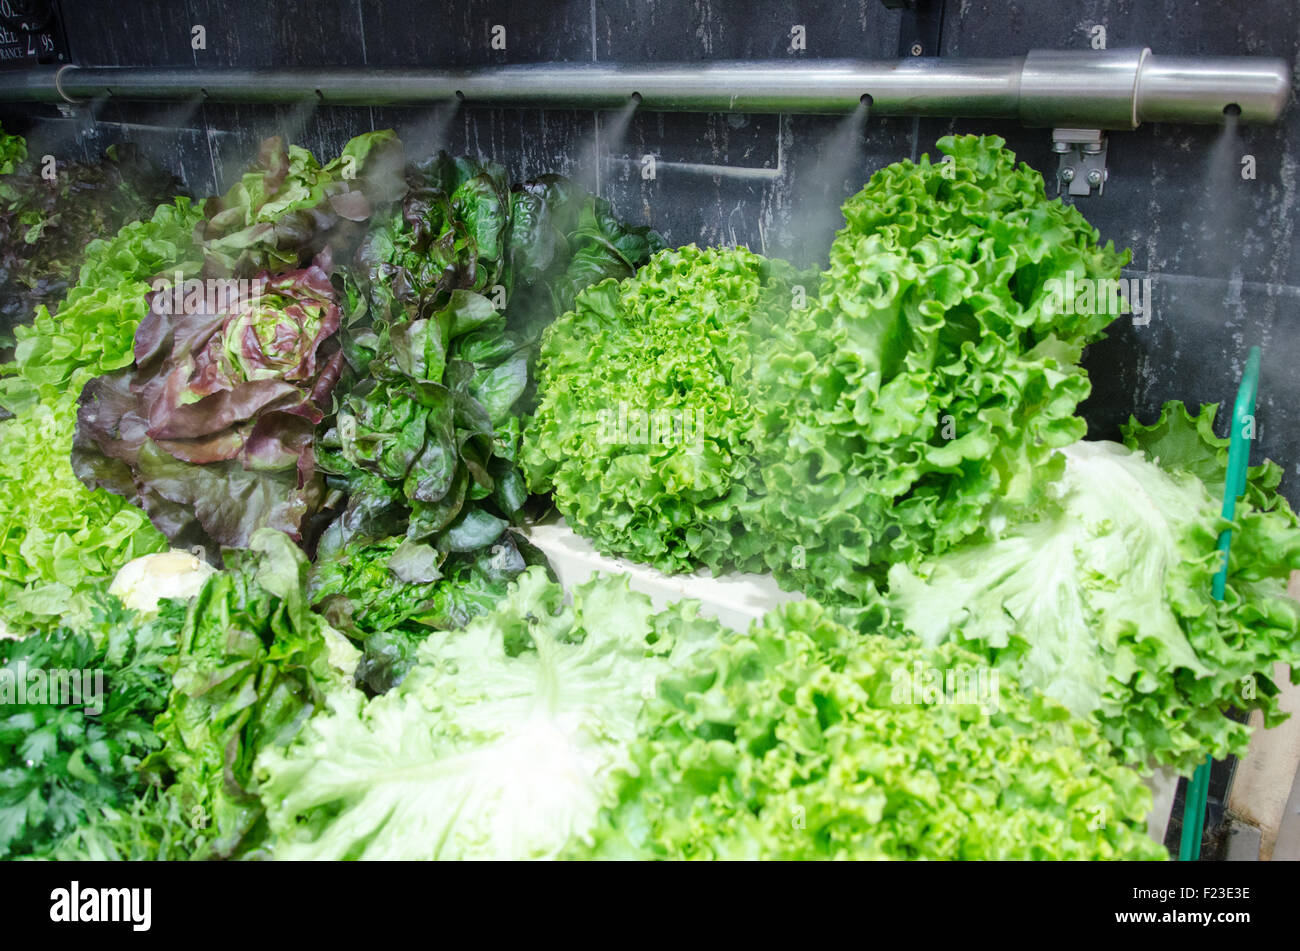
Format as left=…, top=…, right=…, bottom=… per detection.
left=524, top=516, right=803, bottom=632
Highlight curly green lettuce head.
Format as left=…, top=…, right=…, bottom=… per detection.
left=522, top=244, right=807, bottom=574
left=0, top=395, right=168, bottom=635
left=1, top=197, right=203, bottom=414
left=0, top=197, right=201, bottom=636
left=579, top=598, right=1165, bottom=860
left=745, top=134, right=1130, bottom=613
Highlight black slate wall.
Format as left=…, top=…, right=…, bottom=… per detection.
left=3, top=0, right=1299, bottom=496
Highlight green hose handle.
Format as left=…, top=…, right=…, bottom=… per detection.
left=1178, top=345, right=1260, bottom=861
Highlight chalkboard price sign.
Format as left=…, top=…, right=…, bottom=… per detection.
left=0, top=0, right=67, bottom=69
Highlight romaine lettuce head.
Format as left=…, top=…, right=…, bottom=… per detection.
left=746, top=134, right=1129, bottom=615
left=888, top=402, right=1300, bottom=774
left=577, top=599, right=1165, bottom=860
left=148, top=529, right=349, bottom=858
left=257, top=566, right=723, bottom=860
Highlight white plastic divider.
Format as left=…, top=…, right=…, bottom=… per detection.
left=524, top=516, right=802, bottom=632
left=1144, top=768, right=1180, bottom=847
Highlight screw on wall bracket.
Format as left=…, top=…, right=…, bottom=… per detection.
left=1052, top=128, right=1108, bottom=197
left=882, top=0, right=946, bottom=58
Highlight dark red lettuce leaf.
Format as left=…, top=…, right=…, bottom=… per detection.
left=72, top=259, right=344, bottom=553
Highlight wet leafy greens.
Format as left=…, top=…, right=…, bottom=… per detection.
left=887, top=402, right=1300, bottom=774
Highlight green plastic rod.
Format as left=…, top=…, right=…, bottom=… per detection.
left=1178, top=346, right=1260, bottom=861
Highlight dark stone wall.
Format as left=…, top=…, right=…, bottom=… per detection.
left=4, top=0, right=1299, bottom=496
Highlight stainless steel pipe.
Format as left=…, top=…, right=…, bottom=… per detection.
left=0, top=49, right=1288, bottom=127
